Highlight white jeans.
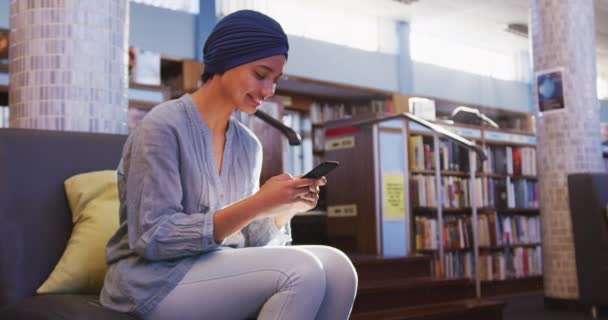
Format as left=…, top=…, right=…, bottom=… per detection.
left=146, top=245, right=358, bottom=320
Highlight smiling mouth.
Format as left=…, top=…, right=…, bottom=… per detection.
left=247, top=94, right=261, bottom=106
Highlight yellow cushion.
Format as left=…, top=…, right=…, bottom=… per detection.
left=37, top=170, right=119, bottom=294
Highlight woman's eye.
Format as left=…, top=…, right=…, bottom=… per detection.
left=254, top=72, right=265, bottom=80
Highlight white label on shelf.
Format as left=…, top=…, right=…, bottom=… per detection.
left=381, top=119, right=404, bottom=129
left=0, top=72, right=8, bottom=86
left=327, top=204, right=358, bottom=217
left=409, top=122, right=431, bottom=132
left=440, top=125, right=482, bottom=139
left=325, top=136, right=355, bottom=151
left=485, top=131, right=536, bottom=145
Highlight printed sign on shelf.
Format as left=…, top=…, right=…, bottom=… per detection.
left=382, top=173, right=406, bottom=220
left=325, top=136, right=355, bottom=151
left=327, top=204, right=358, bottom=218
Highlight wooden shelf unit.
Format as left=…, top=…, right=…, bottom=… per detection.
left=407, top=111, right=540, bottom=296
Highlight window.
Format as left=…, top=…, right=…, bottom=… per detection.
left=410, top=32, right=521, bottom=82
left=598, top=77, right=608, bottom=100
left=216, top=0, right=389, bottom=53
left=130, top=0, right=199, bottom=14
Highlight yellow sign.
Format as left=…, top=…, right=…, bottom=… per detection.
left=383, top=173, right=405, bottom=219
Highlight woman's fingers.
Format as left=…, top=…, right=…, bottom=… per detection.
left=292, top=177, right=315, bottom=188
left=292, top=186, right=312, bottom=198
left=316, top=176, right=327, bottom=186
left=297, top=195, right=317, bottom=206
left=299, top=191, right=319, bottom=202
left=308, top=184, right=321, bottom=193
left=271, top=173, right=294, bottom=181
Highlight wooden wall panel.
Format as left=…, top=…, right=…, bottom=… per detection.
left=325, top=125, right=378, bottom=254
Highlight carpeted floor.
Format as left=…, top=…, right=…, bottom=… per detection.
left=502, top=293, right=604, bottom=320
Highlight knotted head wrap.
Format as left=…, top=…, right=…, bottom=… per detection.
left=203, top=10, right=289, bottom=74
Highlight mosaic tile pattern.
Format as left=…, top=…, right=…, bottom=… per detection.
left=531, top=0, right=604, bottom=300
left=8, top=0, right=129, bottom=133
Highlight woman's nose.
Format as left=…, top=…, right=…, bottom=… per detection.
left=261, top=81, right=276, bottom=99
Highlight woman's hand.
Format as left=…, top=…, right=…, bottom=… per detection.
left=260, top=174, right=327, bottom=228
left=254, top=173, right=327, bottom=216
left=213, top=173, right=327, bottom=242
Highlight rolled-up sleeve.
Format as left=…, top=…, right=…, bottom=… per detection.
left=124, top=120, right=220, bottom=261
left=240, top=139, right=291, bottom=247
left=244, top=217, right=292, bottom=247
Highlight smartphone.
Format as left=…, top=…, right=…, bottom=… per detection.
left=301, top=161, right=339, bottom=179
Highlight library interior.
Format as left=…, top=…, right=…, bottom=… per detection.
left=0, top=0, right=607, bottom=319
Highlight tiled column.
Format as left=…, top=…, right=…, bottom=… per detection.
left=9, top=0, right=129, bottom=133
left=531, top=0, right=603, bottom=300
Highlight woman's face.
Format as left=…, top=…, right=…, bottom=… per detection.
left=219, top=54, right=286, bottom=114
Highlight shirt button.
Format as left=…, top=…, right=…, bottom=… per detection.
left=220, top=193, right=225, bottom=199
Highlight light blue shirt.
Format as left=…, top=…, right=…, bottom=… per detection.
left=100, top=95, right=291, bottom=317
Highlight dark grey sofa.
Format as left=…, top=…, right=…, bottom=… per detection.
left=0, top=128, right=135, bottom=319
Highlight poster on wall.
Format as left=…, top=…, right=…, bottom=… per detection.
left=536, top=68, right=565, bottom=113
left=0, top=28, right=8, bottom=65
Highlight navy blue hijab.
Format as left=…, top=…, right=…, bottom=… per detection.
left=203, top=10, right=289, bottom=74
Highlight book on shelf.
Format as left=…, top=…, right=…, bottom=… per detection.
left=486, top=145, right=537, bottom=176
left=479, top=246, right=542, bottom=281
left=477, top=212, right=542, bottom=246
left=490, top=146, right=508, bottom=174
left=512, top=180, right=539, bottom=208
left=415, top=216, right=438, bottom=250
left=309, top=99, right=393, bottom=124
left=443, top=215, right=473, bottom=249
left=441, top=176, right=470, bottom=208
left=486, top=179, right=538, bottom=209
left=409, top=136, right=471, bottom=172
left=410, top=175, right=437, bottom=207
left=437, top=251, right=474, bottom=279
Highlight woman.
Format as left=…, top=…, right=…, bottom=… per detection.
left=101, top=9, right=358, bottom=320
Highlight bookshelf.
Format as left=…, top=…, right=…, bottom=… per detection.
left=408, top=114, right=541, bottom=297
left=277, top=79, right=542, bottom=297
left=478, top=128, right=541, bottom=295
left=136, top=65, right=546, bottom=297
left=408, top=120, right=482, bottom=283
